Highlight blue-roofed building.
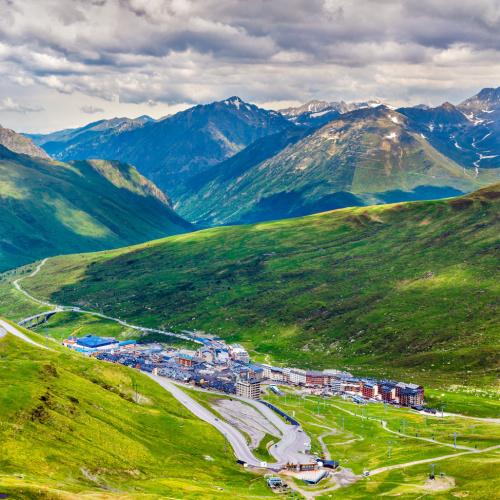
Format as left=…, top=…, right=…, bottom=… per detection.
left=118, top=340, right=137, bottom=347
left=76, top=335, right=119, bottom=351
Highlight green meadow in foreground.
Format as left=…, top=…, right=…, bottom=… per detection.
left=18, top=184, right=499, bottom=392
left=0, top=324, right=270, bottom=499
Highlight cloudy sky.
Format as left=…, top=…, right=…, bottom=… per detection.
left=1, top=0, right=499, bottom=132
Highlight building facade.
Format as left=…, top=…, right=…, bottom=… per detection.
left=236, top=378, right=261, bottom=399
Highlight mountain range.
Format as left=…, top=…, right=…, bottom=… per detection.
left=0, top=124, right=50, bottom=159
left=0, top=134, right=191, bottom=271
left=29, top=96, right=290, bottom=200
left=26, top=87, right=500, bottom=225
left=178, top=105, right=492, bottom=225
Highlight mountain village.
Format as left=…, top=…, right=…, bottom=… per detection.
left=63, top=332, right=425, bottom=408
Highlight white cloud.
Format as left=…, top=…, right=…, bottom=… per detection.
left=0, top=0, right=498, bottom=131
left=80, top=105, right=104, bottom=114
left=0, top=97, right=43, bottom=113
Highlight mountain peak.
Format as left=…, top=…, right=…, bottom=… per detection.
left=476, top=86, right=500, bottom=100
left=0, top=124, right=51, bottom=159
left=222, top=96, right=247, bottom=109
left=440, top=101, right=456, bottom=111
left=279, top=100, right=332, bottom=117
left=459, top=86, right=500, bottom=112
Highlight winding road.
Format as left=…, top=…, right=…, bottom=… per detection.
left=0, top=319, right=53, bottom=350
left=8, top=256, right=500, bottom=484
left=147, top=374, right=265, bottom=466
left=13, top=258, right=54, bottom=308
left=150, top=377, right=312, bottom=469
left=13, top=258, right=202, bottom=345
left=8, top=262, right=314, bottom=471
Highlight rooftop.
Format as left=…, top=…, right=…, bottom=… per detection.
left=76, top=335, right=117, bottom=348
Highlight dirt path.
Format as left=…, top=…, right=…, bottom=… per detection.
left=305, top=398, right=477, bottom=452
left=307, top=422, right=336, bottom=460
left=369, top=444, right=500, bottom=476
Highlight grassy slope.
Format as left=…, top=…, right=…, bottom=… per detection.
left=0, top=147, right=191, bottom=271
left=0, top=267, right=50, bottom=321
left=0, top=325, right=270, bottom=499
left=19, top=185, right=500, bottom=391
left=264, top=391, right=500, bottom=499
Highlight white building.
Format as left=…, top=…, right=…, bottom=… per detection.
left=229, top=344, right=250, bottom=363
left=236, top=378, right=261, bottom=399
left=214, top=349, right=230, bottom=364
left=274, top=368, right=286, bottom=382
left=260, top=364, right=273, bottom=380
left=289, top=368, right=307, bottom=385
left=329, top=378, right=343, bottom=392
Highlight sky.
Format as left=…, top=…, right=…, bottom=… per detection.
left=1, top=0, right=499, bottom=133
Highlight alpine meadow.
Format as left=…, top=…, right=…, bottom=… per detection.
left=0, top=1, right=499, bottom=499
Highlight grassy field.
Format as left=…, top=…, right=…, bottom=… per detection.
left=0, top=324, right=272, bottom=499
left=266, top=392, right=459, bottom=474
left=263, top=390, right=500, bottom=498
left=15, top=185, right=499, bottom=394
left=319, top=452, right=500, bottom=499
left=253, top=433, right=276, bottom=463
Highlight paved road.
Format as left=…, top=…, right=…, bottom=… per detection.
left=13, top=258, right=55, bottom=308
left=178, top=382, right=312, bottom=465
left=13, top=258, right=202, bottom=345
left=237, top=395, right=311, bottom=465
left=148, top=375, right=313, bottom=469
left=0, top=319, right=53, bottom=350
left=146, top=373, right=269, bottom=467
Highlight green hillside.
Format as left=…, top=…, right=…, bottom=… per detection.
left=0, top=323, right=269, bottom=498
left=176, top=106, right=498, bottom=225
left=18, top=185, right=500, bottom=386
left=0, top=146, right=192, bottom=271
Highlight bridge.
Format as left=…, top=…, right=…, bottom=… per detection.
left=18, top=309, right=61, bottom=329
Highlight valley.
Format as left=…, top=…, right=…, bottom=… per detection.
left=1, top=316, right=498, bottom=499
left=12, top=185, right=498, bottom=390
left=0, top=144, right=192, bottom=271
left=1, top=2, right=499, bottom=497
